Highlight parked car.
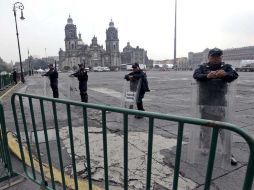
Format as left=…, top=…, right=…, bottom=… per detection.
left=93, top=66, right=103, bottom=72
left=102, top=67, right=110, bottom=72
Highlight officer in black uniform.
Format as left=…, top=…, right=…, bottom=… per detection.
left=193, top=48, right=238, bottom=82
left=193, top=48, right=238, bottom=165
left=70, top=63, right=88, bottom=102
left=42, top=62, right=59, bottom=98
left=124, top=63, right=150, bottom=118
left=12, top=69, right=17, bottom=84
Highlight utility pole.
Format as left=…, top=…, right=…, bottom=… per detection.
left=173, top=0, right=177, bottom=70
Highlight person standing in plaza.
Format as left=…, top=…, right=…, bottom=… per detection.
left=193, top=47, right=238, bottom=165
left=42, top=62, right=59, bottom=98
left=12, top=69, right=17, bottom=84
left=70, top=63, right=88, bottom=102
left=124, top=63, right=150, bottom=118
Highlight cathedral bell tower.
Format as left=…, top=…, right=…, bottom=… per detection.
left=65, top=15, right=78, bottom=51
left=105, top=19, right=121, bottom=69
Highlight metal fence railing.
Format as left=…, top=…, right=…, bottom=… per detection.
left=0, top=74, right=14, bottom=90
left=0, top=103, right=16, bottom=182
left=10, top=92, right=254, bottom=190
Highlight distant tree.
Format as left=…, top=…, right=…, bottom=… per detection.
left=29, top=57, right=48, bottom=70
left=0, top=57, right=11, bottom=72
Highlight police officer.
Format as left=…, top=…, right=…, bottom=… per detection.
left=193, top=48, right=238, bottom=165
left=124, top=63, right=150, bottom=118
left=12, top=69, right=17, bottom=84
left=70, top=63, right=88, bottom=102
left=42, top=62, right=59, bottom=98
left=193, top=48, right=238, bottom=82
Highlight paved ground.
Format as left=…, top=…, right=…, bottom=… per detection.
left=0, top=71, right=253, bottom=190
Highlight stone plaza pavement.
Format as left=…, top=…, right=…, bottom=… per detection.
left=0, top=71, right=253, bottom=190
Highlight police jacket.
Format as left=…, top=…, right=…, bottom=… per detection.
left=71, top=69, right=88, bottom=92
left=193, top=62, right=238, bottom=82
left=12, top=71, right=17, bottom=78
left=42, top=68, right=58, bottom=84
left=72, top=69, right=88, bottom=82
left=124, top=70, right=150, bottom=94
left=193, top=62, right=238, bottom=106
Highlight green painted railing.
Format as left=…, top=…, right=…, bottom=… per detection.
left=0, top=103, right=16, bottom=182
left=11, top=92, right=254, bottom=190
left=0, top=74, right=13, bottom=90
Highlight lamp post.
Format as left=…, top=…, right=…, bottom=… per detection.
left=13, top=2, right=25, bottom=83
left=173, top=0, right=177, bottom=70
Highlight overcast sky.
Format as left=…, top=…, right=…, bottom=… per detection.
left=1, top=0, right=254, bottom=63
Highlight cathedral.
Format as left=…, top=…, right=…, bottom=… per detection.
left=59, top=15, right=121, bottom=70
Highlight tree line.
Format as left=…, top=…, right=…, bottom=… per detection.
left=0, top=57, right=12, bottom=72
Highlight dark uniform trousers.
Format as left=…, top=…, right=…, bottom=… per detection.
left=137, top=93, right=145, bottom=111
left=79, top=81, right=88, bottom=102
left=51, top=82, right=59, bottom=98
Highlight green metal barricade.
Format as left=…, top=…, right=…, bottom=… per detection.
left=0, top=103, right=15, bottom=182
left=11, top=92, right=254, bottom=190
left=0, top=74, right=14, bottom=90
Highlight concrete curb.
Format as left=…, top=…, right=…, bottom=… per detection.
left=0, top=82, right=21, bottom=100
left=7, top=132, right=102, bottom=190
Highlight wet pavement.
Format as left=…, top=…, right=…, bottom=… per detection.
left=0, top=71, right=253, bottom=189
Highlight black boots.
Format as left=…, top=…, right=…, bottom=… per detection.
left=137, top=102, right=144, bottom=111
left=135, top=102, right=144, bottom=119
left=81, top=92, right=88, bottom=103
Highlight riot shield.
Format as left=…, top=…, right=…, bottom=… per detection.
left=42, top=76, right=54, bottom=119
left=121, top=79, right=142, bottom=109
left=43, top=76, right=51, bottom=97
left=187, top=79, right=236, bottom=167
left=69, top=76, right=79, bottom=99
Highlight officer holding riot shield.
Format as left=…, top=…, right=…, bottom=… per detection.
left=42, top=61, right=59, bottom=98
left=193, top=48, right=238, bottom=165
left=124, top=63, right=150, bottom=118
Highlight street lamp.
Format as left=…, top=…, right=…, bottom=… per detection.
left=13, top=2, right=25, bottom=83
left=173, top=0, right=177, bottom=70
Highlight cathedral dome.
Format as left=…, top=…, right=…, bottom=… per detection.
left=109, top=19, right=115, bottom=28
left=67, top=15, right=73, bottom=24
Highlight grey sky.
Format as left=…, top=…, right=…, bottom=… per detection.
left=1, top=0, right=254, bottom=63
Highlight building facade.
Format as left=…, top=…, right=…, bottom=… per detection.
left=59, top=16, right=121, bottom=70
left=152, top=57, right=188, bottom=70
left=188, top=46, right=254, bottom=69
left=121, top=42, right=148, bottom=66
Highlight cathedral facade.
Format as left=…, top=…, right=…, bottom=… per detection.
left=59, top=16, right=121, bottom=70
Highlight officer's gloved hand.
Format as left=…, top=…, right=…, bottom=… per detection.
left=124, top=75, right=130, bottom=81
